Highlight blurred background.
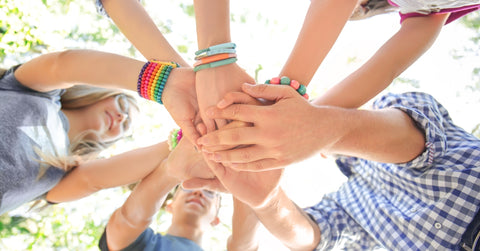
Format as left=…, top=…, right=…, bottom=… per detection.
left=1, top=0, right=479, bottom=250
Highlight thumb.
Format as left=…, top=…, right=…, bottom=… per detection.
left=241, top=83, right=295, bottom=101
left=178, top=120, right=201, bottom=149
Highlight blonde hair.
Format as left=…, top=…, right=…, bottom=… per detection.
left=37, top=85, right=139, bottom=175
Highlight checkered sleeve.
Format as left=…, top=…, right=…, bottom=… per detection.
left=372, top=92, right=448, bottom=169
left=304, top=196, right=382, bottom=251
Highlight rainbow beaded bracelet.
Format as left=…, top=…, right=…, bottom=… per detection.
left=265, top=76, right=309, bottom=99
left=137, top=60, right=180, bottom=105
left=168, top=129, right=183, bottom=151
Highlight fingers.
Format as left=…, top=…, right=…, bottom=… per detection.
left=227, top=159, right=286, bottom=172
left=196, top=122, right=207, bottom=136
left=197, top=126, right=258, bottom=148
left=241, top=83, right=297, bottom=101
left=178, top=120, right=201, bottom=149
left=205, top=103, right=258, bottom=124
left=217, top=91, right=263, bottom=108
left=203, top=117, right=217, bottom=133
left=214, top=118, right=228, bottom=130
left=203, top=145, right=283, bottom=169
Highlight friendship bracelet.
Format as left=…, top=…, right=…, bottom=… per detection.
left=168, top=128, right=183, bottom=150
left=265, top=76, right=309, bottom=99
left=195, top=42, right=236, bottom=56
left=193, top=57, right=237, bottom=72
left=137, top=60, right=179, bottom=105
left=193, top=53, right=237, bottom=67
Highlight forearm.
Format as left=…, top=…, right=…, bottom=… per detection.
left=15, top=49, right=144, bottom=92
left=252, top=188, right=320, bottom=251
left=46, top=141, right=170, bottom=203
left=318, top=106, right=425, bottom=163
left=100, top=0, right=189, bottom=66
left=227, top=198, right=260, bottom=251
left=279, top=0, right=357, bottom=86
left=193, top=0, right=231, bottom=48
left=314, top=14, right=447, bottom=108
left=106, top=160, right=179, bottom=250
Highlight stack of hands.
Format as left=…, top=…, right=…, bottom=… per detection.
left=163, top=65, right=322, bottom=211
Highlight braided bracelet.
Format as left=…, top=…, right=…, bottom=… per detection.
left=168, top=129, right=183, bottom=150
left=265, top=76, right=309, bottom=99
left=137, top=60, right=179, bottom=105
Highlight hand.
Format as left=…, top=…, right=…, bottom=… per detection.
left=166, top=137, right=214, bottom=181
left=197, top=83, right=325, bottom=171
left=199, top=92, right=264, bottom=152
left=195, top=63, right=255, bottom=132
left=183, top=159, right=284, bottom=209
left=163, top=67, right=202, bottom=147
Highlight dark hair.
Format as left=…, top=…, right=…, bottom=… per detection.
left=0, top=68, right=7, bottom=79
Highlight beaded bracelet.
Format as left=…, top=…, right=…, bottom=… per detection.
left=137, top=60, right=179, bottom=105
left=168, top=128, right=183, bottom=150
left=265, top=76, right=309, bottom=99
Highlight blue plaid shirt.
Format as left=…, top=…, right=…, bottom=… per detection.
left=304, top=92, right=480, bottom=250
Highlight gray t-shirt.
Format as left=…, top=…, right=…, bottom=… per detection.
left=0, top=66, right=69, bottom=214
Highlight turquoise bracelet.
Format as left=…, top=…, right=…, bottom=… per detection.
left=193, top=57, right=237, bottom=72
left=194, top=48, right=237, bottom=60
left=195, top=42, right=236, bottom=56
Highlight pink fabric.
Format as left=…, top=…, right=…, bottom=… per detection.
left=386, top=0, right=480, bottom=25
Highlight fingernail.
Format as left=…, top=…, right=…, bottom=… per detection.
left=217, top=99, right=227, bottom=108
left=213, top=153, right=221, bottom=162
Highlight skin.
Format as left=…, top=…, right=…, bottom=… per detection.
left=193, top=0, right=255, bottom=132
left=197, top=83, right=425, bottom=171
left=62, top=96, right=129, bottom=143
left=185, top=87, right=427, bottom=250
left=100, top=0, right=203, bottom=145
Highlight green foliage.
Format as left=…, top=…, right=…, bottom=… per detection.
left=179, top=3, right=195, bottom=17
left=392, top=77, right=420, bottom=89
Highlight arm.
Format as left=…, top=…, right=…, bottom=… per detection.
left=193, top=0, right=255, bottom=131
left=105, top=159, right=179, bottom=251
left=99, top=0, right=204, bottom=144
left=15, top=49, right=200, bottom=144
left=99, top=0, right=189, bottom=66
left=227, top=198, right=260, bottom=251
left=315, top=13, right=449, bottom=108
left=46, top=141, right=170, bottom=203
left=183, top=159, right=319, bottom=251
left=279, top=0, right=358, bottom=86
left=14, top=49, right=145, bottom=92
left=251, top=188, right=321, bottom=251
left=197, top=83, right=425, bottom=171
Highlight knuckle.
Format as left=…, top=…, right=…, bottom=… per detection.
left=253, top=161, right=264, bottom=171
left=231, top=105, right=242, bottom=118
left=257, top=84, right=268, bottom=93
left=239, top=149, right=251, bottom=161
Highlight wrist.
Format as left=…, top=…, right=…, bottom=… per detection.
left=250, top=186, right=283, bottom=212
